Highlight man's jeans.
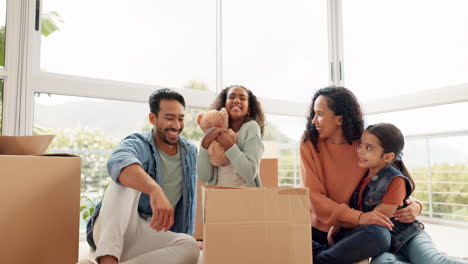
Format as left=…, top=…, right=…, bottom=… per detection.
left=313, top=225, right=391, bottom=264
left=91, top=182, right=199, bottom=264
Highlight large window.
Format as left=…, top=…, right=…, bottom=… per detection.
left=264, top=114, right=306, bottom=187
left=41, top=0, right=217, bottom=91
left=0, top=0, right=6, bottom=69
left=0, top=79, right=4, bottom=134
left=34, top=94, right=149, bottom=192
left=365, top=102, right=468, bottom=135
left=343, top=0, right=468, bottom=101
left=404, top=135, right=468, bottom=221
left=34, top=93, right=207, bottom=230
left=34, top=93, right=207, bottom=192
left=222, top=0, right=328, bottom=102
left=0, top=0, right=6, bottom=134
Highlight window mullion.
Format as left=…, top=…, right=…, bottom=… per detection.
left=327, top=0, right=344, bottom=87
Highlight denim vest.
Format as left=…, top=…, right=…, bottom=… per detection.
left=350, top=165, right=424, bottom=252
left=86, top=131, right=198, bottom=250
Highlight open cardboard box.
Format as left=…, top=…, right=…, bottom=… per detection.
left=202, top=186, right=312, bottom=264
left=0, top=136, right=81, bottom=264
left=192, top=158, right=279, bottom=240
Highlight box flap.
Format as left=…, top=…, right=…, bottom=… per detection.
left=0, top=135, right=55, bottom=155
left=202, top=186, right=310, bottom=224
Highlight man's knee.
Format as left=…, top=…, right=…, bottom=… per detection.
left=175, top=234, right=199, bottom=264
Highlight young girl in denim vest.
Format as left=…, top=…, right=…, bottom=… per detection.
left=358, top=124, right=467, bottom=264
left=197, top=85, right=264, bottom=187
left=318, top=123, right=467, bottom=264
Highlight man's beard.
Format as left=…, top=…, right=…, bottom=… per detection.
left=156, top=127, right=182, bottom=145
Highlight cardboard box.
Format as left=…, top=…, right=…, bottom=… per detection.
left=193, top=180, right=205, bottom=241
left=258, top=158, right=278, bottom=187
left=202, top=186, right=312, bottom=264
left=0, top=136, right=81, bottom=264
left=192, top=158, right=279, bottom=240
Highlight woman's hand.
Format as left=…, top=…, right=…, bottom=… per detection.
left=393, top=198, right=422, bottom=223
left=201, top=127, right=222, bottom=149
left=358, top=211, right=394, bottom=231
left=327, top=225, right=341, bottom=246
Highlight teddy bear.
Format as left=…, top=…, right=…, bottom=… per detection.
left=196, top=107, right=237, bottom=166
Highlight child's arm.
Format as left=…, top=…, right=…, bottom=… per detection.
left=340, top=177, right=407, bottom=229
left=197, top=128, right=222, bottom=184
left=223, top=121, right=264, bottom=185
left=341, top=177, right=406, bottom=228
left=375, top=176, right=407, bottom=219
left=372, top=203, right=399, bottom=218
left=197, top=146, right=215, bottom=183
left=339, top=210, right=395, bottom=229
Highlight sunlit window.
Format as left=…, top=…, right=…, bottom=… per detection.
left=223, top=0, right=328, bottom=102
left=343, top=0, right=468, bottom=101
left=41, top=0, right=217, bottom=91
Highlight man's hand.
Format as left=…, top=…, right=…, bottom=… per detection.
left=216, top=131, right=236, bottom=150
left=197, top=241, right=204, bottom=249
left=149, top=186, right=174, bottom=232
left=99, top=255, right=118, bottom=264
left=327, top=225, right=341, bottom=246
left=358, top=211, right=394, bottom=231
left=201, top=127, right=222, bottom=149
left=393, top=198, right=421, bottom=223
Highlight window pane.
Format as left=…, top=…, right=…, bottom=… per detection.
left=41, top=0, right=216, bottom=91
left=0, top=79, right=3, bottom=134
left=365, top=102, right=468, bottom=135
left=343, top=0, right=468, bottom=101
left=34, top=93, right=206, bottom=230
left=405, top=136, right=468, bottom=221
left=223, top=0, right=328, bottom=102
left=0, top=0, right=6, bottom=68
left=426, top=136, right=468, bottom=221
left=265, top=114, right=305, bottom=187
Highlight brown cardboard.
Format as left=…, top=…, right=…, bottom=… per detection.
left=192, top=158, right=279, bottom=240
left=193, top=180, right=205, bottom=240
left=202, top=186, right=312, bottom=264
left=0, top=135, right=55, bottom=155
left=259, top=158, right=278, bottom=187
left=0, top=136, right=81, bottom=264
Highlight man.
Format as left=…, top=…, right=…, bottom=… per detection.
left=83, top=89, right=199, bottom=264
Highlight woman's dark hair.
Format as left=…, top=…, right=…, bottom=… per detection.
left=366, top=123, right=415, bottom=190
left=303, top=86, right=364, bottom=152
left=211, top=85, right=265, bottom=137
left=149, top=88, right=185, bottom=115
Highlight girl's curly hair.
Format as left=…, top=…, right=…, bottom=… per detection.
left=210, top=85, right=265, bottom=137
left=303, top=86, right=364, bottom=152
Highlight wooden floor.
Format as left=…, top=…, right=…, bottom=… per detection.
left=78, top=222, right=468, bottom=261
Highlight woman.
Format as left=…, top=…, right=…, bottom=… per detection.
left=300, top=86, right=424, bottom=263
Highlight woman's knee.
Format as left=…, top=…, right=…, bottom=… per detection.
left=366, top=225, right=391, bottom=252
